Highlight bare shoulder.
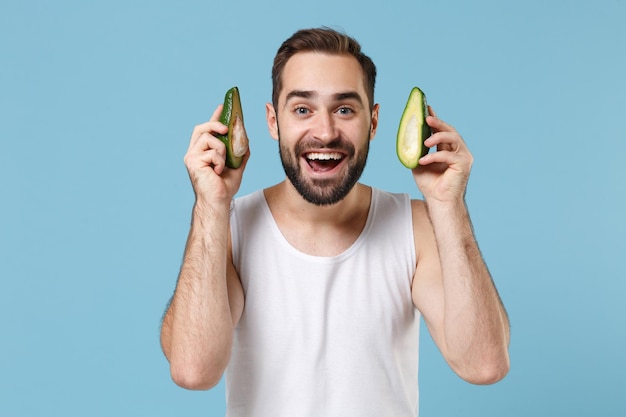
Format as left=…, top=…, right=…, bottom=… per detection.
left=227, top=225, right=245, bottom=326
left=410, top=199, right=435, bottom=243
left=410, top=199, right=427, bottom=217
left=410, top=198, right=442, bottom=307
left=410, top=199, right=439, bottom=276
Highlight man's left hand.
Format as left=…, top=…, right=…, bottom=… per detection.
left=412, top=107, right=473, bottom=203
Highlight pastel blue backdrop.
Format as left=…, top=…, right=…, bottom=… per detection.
left=1, top=0, right=624, bottom=416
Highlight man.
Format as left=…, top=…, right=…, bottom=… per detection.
left=160, top=27, right=510, bottom=416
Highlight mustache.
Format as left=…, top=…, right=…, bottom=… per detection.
left=294, top=137, right=356, bottom=156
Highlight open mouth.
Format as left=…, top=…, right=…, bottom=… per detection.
left=304, top=152, right=344, bottom=173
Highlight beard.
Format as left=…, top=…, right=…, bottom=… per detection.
left=278, top=132, right=370, bottom=206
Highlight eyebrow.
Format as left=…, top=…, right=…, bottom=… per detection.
left=284, top=90, right=315, bottom=105
left=334, top=91, right=363, bottom=104
left=283, top=90, right=364, bottom=108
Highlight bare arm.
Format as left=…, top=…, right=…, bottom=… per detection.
left=411, top=110, right=510, bottom=384
left=160, top=106, right=247, bottom=390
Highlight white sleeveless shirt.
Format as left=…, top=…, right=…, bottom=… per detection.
left=226, top=187, right=420, bottom=417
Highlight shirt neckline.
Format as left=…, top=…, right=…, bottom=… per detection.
left=258, top=187, right=378, bottom=264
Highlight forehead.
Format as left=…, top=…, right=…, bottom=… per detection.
left=279, top=52, right=367, bottom=104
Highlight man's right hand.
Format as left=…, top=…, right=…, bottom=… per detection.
left=184, top=104, right=250, bottom=208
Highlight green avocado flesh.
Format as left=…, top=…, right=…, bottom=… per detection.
left=217, top=86, right=249, bottom=169
left=396, top=87, right=431, bottom=169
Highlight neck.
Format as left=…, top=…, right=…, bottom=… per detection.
left=263, top=181, right=372, bottom=257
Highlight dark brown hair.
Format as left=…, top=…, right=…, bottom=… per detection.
left=271, top=27, right=377, bottom=111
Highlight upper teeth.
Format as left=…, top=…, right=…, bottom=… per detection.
left=306, top=152, right=342, bottom=161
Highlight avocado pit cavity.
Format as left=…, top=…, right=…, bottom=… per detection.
left=231, top=115, right=248, bottom=157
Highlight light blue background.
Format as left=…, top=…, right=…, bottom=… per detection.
left=1, top=0, right=624, bottom=416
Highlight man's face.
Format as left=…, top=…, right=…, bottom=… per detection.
left=267, top=52, right=379, bottom=206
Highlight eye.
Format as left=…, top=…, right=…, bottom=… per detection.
left=294, top=106, right=310, bottom=115
left=337, top=106, right=354, bottom=116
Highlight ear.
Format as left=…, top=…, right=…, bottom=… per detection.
left=266, top=103, right=279, bottom=140
left=369, top=103, right=380, bottom=141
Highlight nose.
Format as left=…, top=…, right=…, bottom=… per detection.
left=312, top=111, right=336, bottom=144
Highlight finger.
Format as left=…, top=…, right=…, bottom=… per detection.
left=189, top=105, right=228, bottom=144
left=209, top=104, right=224, bottom=121
left=426, top=114, right=457, bottom=134
left=428, top=105, right=438, bottom=118
left=189, top=131, right=227, bottom=156
left=189, top=122, right=228, bottom=146
left=418, top=149, right=463, bottom=167
left=185, top=147, right=227, bottom=174
left=185, top=137, right=226, bottom=176
left=202, top=149, right=227, bottom=174
left=419, top=142, right=473, bottom=169
left=194, top=148, right=227, bottom=167
left=424, top=131, right=467, bottom=152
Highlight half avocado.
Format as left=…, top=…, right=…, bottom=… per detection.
left=217, top=86, right=249, bottom=169
left=396, top=87, right=431, bottom=169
